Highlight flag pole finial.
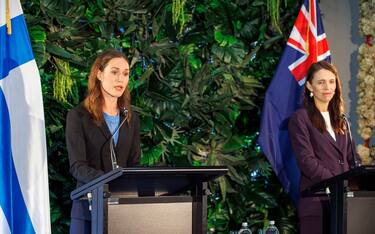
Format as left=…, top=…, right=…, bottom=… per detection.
left=6, top=0, right=12, bottom=35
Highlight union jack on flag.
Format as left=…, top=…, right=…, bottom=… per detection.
left=258, top=0, right=331, bottom=205
left=287, top=0, right=330, bottom=85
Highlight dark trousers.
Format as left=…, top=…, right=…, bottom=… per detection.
left=70, top=218, right=91, bottom=234
left=300, top=200, right=330, bottom=234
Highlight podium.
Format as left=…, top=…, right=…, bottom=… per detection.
left=302, top=165, right=375, bottom=234
left=71, top=166, right=228, bottom=234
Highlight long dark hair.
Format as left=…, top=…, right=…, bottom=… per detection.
left=83, top=49, right=132, bottom=124
left=303, top=61, right=345, bottom=134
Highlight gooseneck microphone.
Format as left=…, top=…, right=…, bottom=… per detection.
left=342, top=114, right=360, bottom=169
left=109, top=107, right=129, bottom=170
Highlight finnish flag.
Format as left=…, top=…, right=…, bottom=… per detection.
left=0, top=0, right=51, bottom=233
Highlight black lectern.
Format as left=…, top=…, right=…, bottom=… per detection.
left=302, top=165, right=375, bottom=234
left=71, top=166, right=228, bottom=234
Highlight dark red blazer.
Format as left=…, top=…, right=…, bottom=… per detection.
left=288, top=108, right=356, bottom=217
left=66, top=103, right=141, bottom=220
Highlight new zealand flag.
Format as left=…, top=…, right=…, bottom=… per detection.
left=258, top=0, right=331, bottom=205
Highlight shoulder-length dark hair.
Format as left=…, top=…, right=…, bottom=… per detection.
left=83, top=49, right=132, bottom=125
left=303, top=61, right=345, bottom=134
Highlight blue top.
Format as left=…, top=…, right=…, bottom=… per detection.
left=103, top=112, right=120, bottom=145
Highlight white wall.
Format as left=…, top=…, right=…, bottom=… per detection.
left=320, top=0, right=362, bottom=143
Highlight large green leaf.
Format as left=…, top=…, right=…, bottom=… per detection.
left=23, top=0, right=300, bottom=232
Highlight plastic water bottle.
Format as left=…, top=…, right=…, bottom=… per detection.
left=265, top=220, right=279, bottom=234
left=207, top=227, right=216, bottom=234
left=238, top=222, right=252, bottom=234
left=207, top=227, right=215, bottom=233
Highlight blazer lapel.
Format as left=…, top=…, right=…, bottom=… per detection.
left=335, top=133, right=346, bottom=154
left=98, top=121, right=112, bottom=141
left=98, top=120, right=119, bottom=171
left=322, top=131, right=345, bottom=155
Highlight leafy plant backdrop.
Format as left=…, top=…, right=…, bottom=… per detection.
left=22, top=0, right=301, bottom=233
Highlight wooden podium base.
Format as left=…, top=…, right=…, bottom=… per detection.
left=345, top=191, right=375, bottom=233
left=107, top=196, right=193, bottom=234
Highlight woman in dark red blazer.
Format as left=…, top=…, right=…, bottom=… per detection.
left=288, top=61, right=358, bottom=234
left=65, top=49, right=141, bottom=234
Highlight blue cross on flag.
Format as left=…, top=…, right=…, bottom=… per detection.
left=1, top=0, right=51, bottom=233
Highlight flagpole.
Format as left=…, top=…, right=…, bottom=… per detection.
left=6, top=0, right=12, bottom=35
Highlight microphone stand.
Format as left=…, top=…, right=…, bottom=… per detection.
left=343, top=115, right=360, bottom=169
left=110, top=108, right=129, bottom=170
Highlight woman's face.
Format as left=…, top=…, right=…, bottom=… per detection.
left=306, top=68, right=336, bottom=106
left=97, top=57, right=129, bottom=98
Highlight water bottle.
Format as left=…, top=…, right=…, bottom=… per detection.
left=238, top=222, right=252, bottom=234
left=207, top=227, right=215, bottom=234
left=265, top=220, right=279, bottom=234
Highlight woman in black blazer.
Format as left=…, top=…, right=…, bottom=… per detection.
left=66, top=49, right=141, bottom=234
left=288, top=61, right=359, bottom=234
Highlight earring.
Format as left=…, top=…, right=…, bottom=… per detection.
left=309, top=92, right=314, bottom=98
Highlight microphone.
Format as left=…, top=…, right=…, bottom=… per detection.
left=342, top=114, right=360, bottom=168
left=109, top=107, right=129, bottom=170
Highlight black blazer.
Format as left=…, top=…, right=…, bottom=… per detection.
left=66, top=103, right=141, bottom=219
left=288, top=108, right=357, bottom=218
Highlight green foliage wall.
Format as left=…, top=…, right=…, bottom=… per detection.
left=22, top=0, right=301, bottom=233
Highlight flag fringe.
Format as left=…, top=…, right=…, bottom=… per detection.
left=6, top=0, right=12, bottom=35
